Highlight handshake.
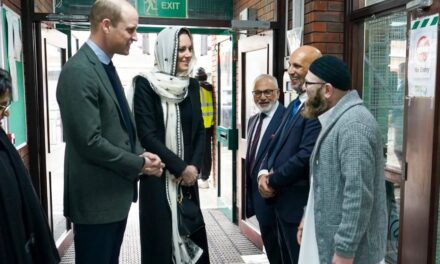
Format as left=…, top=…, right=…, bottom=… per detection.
left=140, top=152, right=165, bottom=177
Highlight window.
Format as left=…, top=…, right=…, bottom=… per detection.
left=362, top=11, right=406, bottom=171
left=354, top=0, right=388, bottom=10
left=360, top=11, right=406, bottom=263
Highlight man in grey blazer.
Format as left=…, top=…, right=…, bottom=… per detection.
left=298, top=55, right=387, bottom=264
left=56, top=0, right=163, bottom=263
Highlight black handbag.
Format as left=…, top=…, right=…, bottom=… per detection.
left=177, top=182, right=205, bottom=237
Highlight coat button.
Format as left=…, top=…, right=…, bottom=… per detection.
left=316, top=160, right=319, bottom=165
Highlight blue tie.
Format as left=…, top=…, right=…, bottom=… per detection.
left=285, top=97, right=301, bottom=127
left=267, top=98, right=301, bottom=169
left=292, top=97, right=301, bottom=116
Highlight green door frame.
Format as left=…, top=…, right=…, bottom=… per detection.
left=215, top=33, right=238, bottom=222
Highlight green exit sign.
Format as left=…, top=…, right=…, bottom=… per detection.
left=137, top=0, right=187, bottom=18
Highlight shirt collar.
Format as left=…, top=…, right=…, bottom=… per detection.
left=298, top=92, right=308, bottom=103
left=86, top=39, right=111, bottom=65
left=318, top=106, right=335, bottom=127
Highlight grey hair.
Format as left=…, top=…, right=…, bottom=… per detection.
left=252, top=74, right=279, bottom=90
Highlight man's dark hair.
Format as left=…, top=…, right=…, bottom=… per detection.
left=195, top=67, right=207, bottom=81
left=0, top=68, right=12, bottom=97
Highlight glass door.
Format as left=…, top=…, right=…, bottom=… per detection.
left=216, top=36, right=237, bottom=221
left=41, top=27, right=70, bottom=243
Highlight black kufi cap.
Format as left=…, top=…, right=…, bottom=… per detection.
left=309, top=55, right=351, bottom=91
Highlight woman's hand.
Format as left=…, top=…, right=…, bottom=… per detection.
left=180, top=165, right=198, bottom=186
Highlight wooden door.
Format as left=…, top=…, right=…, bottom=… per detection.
left=237, top=31, right=273, bottom=249
left=401, top=2, right=440, bottom=263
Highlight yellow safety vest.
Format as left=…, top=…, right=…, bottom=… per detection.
left=199, top=85, right=214, bottom=128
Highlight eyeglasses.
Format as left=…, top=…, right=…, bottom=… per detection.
left=252, top=89, right=278, bottom=97
left=0, top=101, right=11, bottom=114
left=304, top=81, right=326, bottom=89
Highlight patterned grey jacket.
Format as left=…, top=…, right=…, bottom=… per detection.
left=310, top=90, right=387, bottom=263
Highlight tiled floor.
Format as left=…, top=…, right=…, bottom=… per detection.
left=60, top=185, right=269, bottom=264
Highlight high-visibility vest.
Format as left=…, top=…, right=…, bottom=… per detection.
left=199, top=85, right=214, bottom=128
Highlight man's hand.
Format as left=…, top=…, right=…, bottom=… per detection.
left=297, top=217, right=305, bottom=245
left=180, top=165, right=198, bottom=186
left=141, top=152, right=164, bottom=177
left=258, top=174, right=275, bottom=198
left=332, top=254, right=354, bottom=264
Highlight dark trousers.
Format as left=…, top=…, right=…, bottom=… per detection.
left=276, top=214, right=300, bottom=264
left=260, top=223, right=284, bottom=264
left=201, top=127, right=213, bottom=180
left=74, top=218, right=127, bottom=264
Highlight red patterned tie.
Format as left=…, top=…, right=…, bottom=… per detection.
left=249, top=113, right=266, bottom=169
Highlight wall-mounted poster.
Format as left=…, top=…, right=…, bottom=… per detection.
left=286, top=27, right=302, bottom=55
left=407, top=14, right=438, bottom=97
left=5, top=7, right=21, bottom=102
left=2, top=6, right=27, bottom=147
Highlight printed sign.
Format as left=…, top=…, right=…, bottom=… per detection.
left=137, top=0, right=187, bottom=18
left=408, top=14, right=438, bottom=97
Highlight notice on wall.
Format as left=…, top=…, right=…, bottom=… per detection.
left=408, top=14, right=438, bottom=97
left=286, top=27, right=303, bottom=54
left=5, top=8, right=22, bottom=102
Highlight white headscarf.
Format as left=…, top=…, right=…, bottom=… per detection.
left=144, top=26, right=197, bottom=103
left=142, top=27, right=202, bottom=263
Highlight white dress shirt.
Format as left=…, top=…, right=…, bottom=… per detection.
left=250, top=101, right=279, bottom=156
left=298, top=107, right=333, bottom=264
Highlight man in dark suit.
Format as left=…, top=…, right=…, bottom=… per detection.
left=258, top=45, right=322, bottom=263
left=56, top=0, right=163, bottom=263
left=246, top=74, right=285, bottom=263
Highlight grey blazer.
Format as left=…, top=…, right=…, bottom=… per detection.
left=56, top=44, right=144, bottom=224
left=310, top=91, right=387, bottom=263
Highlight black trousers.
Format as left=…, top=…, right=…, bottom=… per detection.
left=276, top=213, right=300, bottom=264
left=200, top=127, right=213, bottom=180
left=74, top=218, right=127, bottom=264
left=259, top=223, right=285, bottom=264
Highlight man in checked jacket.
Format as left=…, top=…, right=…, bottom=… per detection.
left=298, top=55, right=387, bottom=264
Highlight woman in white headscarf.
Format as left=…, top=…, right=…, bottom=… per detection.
left=133, top=27, right=210, bottom=263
